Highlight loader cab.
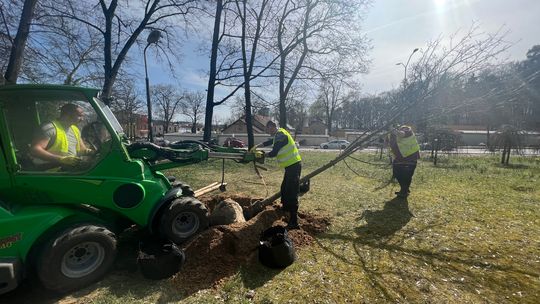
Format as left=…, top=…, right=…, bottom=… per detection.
left=0, top=85, right=120, bottom=174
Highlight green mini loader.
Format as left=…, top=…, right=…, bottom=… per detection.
left=0, top=84, right=263, bottom=294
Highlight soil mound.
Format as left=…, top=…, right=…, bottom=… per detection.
left=171, top=194, right=331, bottom=294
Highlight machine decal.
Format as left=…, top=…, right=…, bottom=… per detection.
left=0, top=233, right=22, bottom=250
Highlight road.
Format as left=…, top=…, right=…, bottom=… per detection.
left=289, top=146, right=540, bottom=156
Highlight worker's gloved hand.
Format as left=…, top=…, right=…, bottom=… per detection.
left=59, top=156, right=82, bottom=167
left=249, top=144, right=260, bottom=152
left=81, top=148, right=96, bottom=156
left=254, top=150, right=265, bottom=164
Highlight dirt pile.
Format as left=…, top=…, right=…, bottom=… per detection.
left=171, top=194, right=331, bottom=294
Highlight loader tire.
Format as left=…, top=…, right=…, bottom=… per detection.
left=160, top=197, right=209, bottom=244
left=37, top=225, right=117, bottom=292
left=172, top=181, right=195, bottom=197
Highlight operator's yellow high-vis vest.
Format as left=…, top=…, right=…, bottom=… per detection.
left=396, top=134, right=420, bottom=158
left=275, top=128, right=301, bottom=168
left=48, top=120, right=82, bottom=155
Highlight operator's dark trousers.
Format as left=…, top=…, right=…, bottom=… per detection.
left=281, top=162, right=302, bottom=212
left=393, top=163, right=417, bottom=194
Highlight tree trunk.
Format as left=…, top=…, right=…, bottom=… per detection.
left=433, top=139, right=439, bottom=165
left=244, top=84, right=254, bottom=148
left=278, top=54, right=287, bottom=127
left=191, top=116, right=197, bottom=134
left=486, top=125, right=491, bottom=148
left=100, top=0, right=117, bottom=104
left=203, top=0, right=223, bottom=142
left=3, top=0, right=38, bottom=84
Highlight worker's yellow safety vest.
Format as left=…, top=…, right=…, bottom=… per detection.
left=275, top=128, right=301, bottom=168
left=396, top=134, right=420, bottom=158
left=48, top=120, right=82, bottom=155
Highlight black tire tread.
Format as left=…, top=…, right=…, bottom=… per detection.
left=37, top=224, right=117, bottom=292
left=160, top=197, right=209, bottom=244
left=171, top=182, right=195, bottom=197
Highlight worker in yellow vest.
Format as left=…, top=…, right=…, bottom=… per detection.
left=257, top=121, right=302, bottom=229
left=387, top=124, right=420, bottom=198
left=30, top=103, right=93, bottom=169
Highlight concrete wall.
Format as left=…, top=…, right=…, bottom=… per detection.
left=294, top=134, right=330, bottom=146
left=458, top=131, right=540, bottom=147
left=344, top=130, right=540, bottom=147
left=458, top=132, right=485, bottom=146
left=345, top=132, right=384, bottom=145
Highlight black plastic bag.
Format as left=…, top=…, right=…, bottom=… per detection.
left=138, top=240, right=185, bottom=280
left=258, top=226, right=296, bottom=269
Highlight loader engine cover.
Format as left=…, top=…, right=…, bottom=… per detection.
left=113, top=183, right=144, bottom=208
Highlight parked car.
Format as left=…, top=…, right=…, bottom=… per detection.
left=223, top=137, right=245, bottom=148
left=320, top=140, right=350, bottom=149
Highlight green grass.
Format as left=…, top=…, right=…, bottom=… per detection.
left=17, top=152, right=540, bottom=303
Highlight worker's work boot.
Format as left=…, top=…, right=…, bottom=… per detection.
left=286, top=212, right=300, bottom=230
left=395, top=191, right=408, bottom=198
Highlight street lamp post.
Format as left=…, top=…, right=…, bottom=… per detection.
left=396, top=48, right=419, bottom=84
left=144, top=30, right=161, bottom=142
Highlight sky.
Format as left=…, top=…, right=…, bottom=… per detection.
left=144, top=0, right=540, bottom=121
left=359, top=0, right=540, bottom=93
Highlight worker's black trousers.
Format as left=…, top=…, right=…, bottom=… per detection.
left=393, top=163, right=417, bottom=194
left=281, top=162, right=302, bottom=212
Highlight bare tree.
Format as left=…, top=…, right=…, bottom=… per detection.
left=203, top=0, right=278, bottom=143
left=274, top=0, right=370, bottom=127
left=25, top=17, right=104, bottom=85
left=1, top=1, right=104, bottom=86
left=234, top=0, right=272, bottom=148
left=3, top=0, right=37, bottom=84
left=203, top=0, right=224, bottom=141
left=313, top=78, right=350, bottom=135
left=111, top=77, right=145, bottom=139
left=249, top=23, right=514, bottom=213
left=284, top=87, right=309, bottom=134
left=180, top=91, right=205, bottom=133
left=394, top=24, right=512, bottom=132
left=492, top=125, right=524, bottom=165
left=40, top=0, right=199, bottom=103
left=151, top=84, right=183, bottom=135
left=230, top=94, right=271, bottom=121
left=0, top=0, right=20, bottom=77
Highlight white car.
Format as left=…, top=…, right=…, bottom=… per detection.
left=320, top=140, right=350, bottom=149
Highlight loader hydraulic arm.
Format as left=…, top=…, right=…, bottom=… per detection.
left=126, top=141, right=264, bottom=172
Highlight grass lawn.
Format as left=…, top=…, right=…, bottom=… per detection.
left=7, top=151, right=540, bottom=304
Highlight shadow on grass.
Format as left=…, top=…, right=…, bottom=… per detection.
left=239, top=262, right=283, bottom=289
left=314, top=197, right=540, bottom=302
left=498, top=163, right=531, bottom=169
left=354, top=197, right=413, bottom=240
left=0, top=275, right=87, bottom=304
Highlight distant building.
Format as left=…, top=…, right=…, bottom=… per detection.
left=301, top=119, right=327, bottom=135
left=222, top=115, right=273, bottom=134
left=152, top=120, right=185, bottom=137
left=114, top=111, right=147, bottom=138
